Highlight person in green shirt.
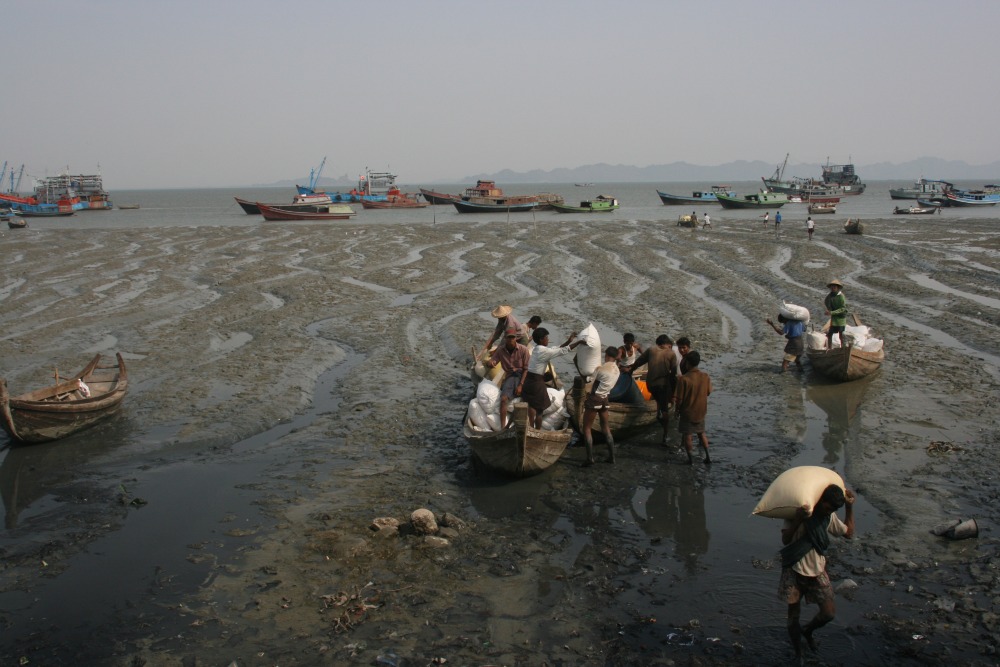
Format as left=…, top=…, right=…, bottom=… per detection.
left=824, top=280, right=848, bottom=349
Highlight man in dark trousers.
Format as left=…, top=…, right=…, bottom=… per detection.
left=779, top=484, right=856, bottom=662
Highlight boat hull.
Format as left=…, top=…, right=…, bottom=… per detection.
left=945, top=192, right=999, bottom=207
left=716, top=193, right=788, bottom=209
left=453, top=199, right=537, bottom=213
left=807, top=345, right=883, bottom=382
left=565, top=376, right=660, bottom=441
left=0, top=353, right=129, bottom=444
left=464, top=404, right=572, bottom=477
left=257, top=203, right=356, bottom=221
left=360, top=197, right=429, bottom=209
left=808, top=204, right=837, bottom=214
left=419, top=188, right=459, bottom=205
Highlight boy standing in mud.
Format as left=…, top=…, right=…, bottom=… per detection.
left=672, top=350, right=711, bottom=464
left=779, top=484, right=856, bottom=663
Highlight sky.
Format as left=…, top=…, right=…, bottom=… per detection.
left=4, top=0, right=999, bottom=190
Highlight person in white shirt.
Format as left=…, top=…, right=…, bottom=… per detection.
left=521, top=327, right=583, bottom=428
left=582, top=346, right=621, bottom=466
left=702, top=212, right=712, bottom=229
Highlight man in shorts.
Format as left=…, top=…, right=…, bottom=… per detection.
left=766, top=314, right=805, bottom=372
left=625, top=334, right=678, bottom=444
left=581, top=346, right=621, bottom=466
left=483, top=328, right=530, bottom=429
left=779, top=484, right=856, bottom=661
left=673, top=350, right=712, bottom=464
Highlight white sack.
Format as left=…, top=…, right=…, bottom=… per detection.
left=476, top=378, right=501, bottom=413
left=779, top=301, right=811, bottom=323
left=753, top=466, right=846, bottom=519
left=468, top=399, right=491, bottom=431
left=576, top=323, right=602, bottom=376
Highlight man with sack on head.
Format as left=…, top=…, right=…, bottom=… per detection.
left=779, top=484, right=856, bottom=662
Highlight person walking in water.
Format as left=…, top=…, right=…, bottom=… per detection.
left=824, top=280, right=848, bottom=349
left=702, top=212, right=712, bottom=229
left=780, top=484, right=856, bottom=662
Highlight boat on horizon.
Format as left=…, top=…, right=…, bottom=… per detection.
left=716, top=191, right=789, bottom=209
left=657, top=185, right=734, bottom=205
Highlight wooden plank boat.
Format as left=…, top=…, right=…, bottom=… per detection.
left=453, top=198, right=538, bottom=213
left=843, top=219, right=863, bottom=234
left=360, top=192, right=429, bottom=209
left=565, top=375, right=660, bottom=441
left=419, top=188, right=459, bottom=205
left=806, top=316, right=884, bottom=382
left=808, top=202, right=837, bottom=214
left=944, top=190, right=999, bottom=207
left=0, top=353, right=129, bottom=444
left=117, top=204, right=141, bottom=210
left=657, top=185, right=734, bottom=205
left=716, top=192, right=788, bottom=209
left=257, top=202, right=356, bottom=221
left=550, top=195, right=619, bottom=213
left=7, top=218, right=28, bottom=229
left=464, top=402, right=572, bottom=477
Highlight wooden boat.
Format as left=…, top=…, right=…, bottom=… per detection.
left=117, top=204, right=140, bottom=210
left=916, top=198, right=944, bottom=208
left=892, top=205, right=938, bottom=215
left=550, top=195, right=619, bottom=213
left=257, top=202, right=356, bottom=221
left=890, top=178, right=951, bottom=200
left=808, top=202, right=837, bottom=214
left=360, top=191, right=429, bottom=209
left=464, top=402, right=572, bottom=477
left=677, top=214, right=697, bottom=228
left=419, top=188, right=459, bottom=205
left=716, top=192, right=788, bottom=209
left=657, top=185, right=734, bottom=205
left=806, top=317, right=884, bottom=382
left=534, top=193, right=566, bottom=210
left=843, top=218, right=863, bottom=234
left=565, top=375, right=660, bottom=441
left=944, top=190, right=999, bottom=207
left=0, top=353, right=129, bottom=444
left=6, top=218, right=27, bottom=229
left=453, top=198, right=537, bottom=213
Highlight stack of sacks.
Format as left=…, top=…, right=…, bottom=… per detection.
left=466, top=378, right=569, bottom=432
left=806, top=324, right=883, bottom=351
left=576, top=323, right=602, bottom=378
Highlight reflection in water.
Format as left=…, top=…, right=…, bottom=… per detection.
left=632, top=481, right=710, bottom=574
left=806, top=375, right=874, bottom=466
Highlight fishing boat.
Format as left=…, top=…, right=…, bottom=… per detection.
left=565, top=375, right=660, bottom=441
left=893, top=205, right=939, bottom=215
left=117, top=204, right=140, bottom=210
left=256, top=202, right=356, bottom=221
left=916, top=198, right=943, bottom=208
left=296, top=162, right=398, bottom=203
left=843, top=218, right=863, bottom=234
left=820, top=160, right=866, bottom=195
left=419, top=188, right=459, bottom=205
left=0, top=188, right=79, bottom=217
left=550, top=195, right=619, bottom=213
left=763, top=154, right=866, bottom=197
left=534, top=193, right=566, bottom=210
left=716, top=192, right=789, bottom=209
left=808, top=202, right=837, bottom=214
left=2, top=208, right=26, bottom=228
left=0, top=353, right=129, bottom=444
left=453, top=198, right=538, bottom=213
left=944, top=190, right=999, bottom=207
left=806, top=317, right=884, bottom=382
left=67, top=174, right=113, bottom=210
left=360, top=190, right=429, bottom=209
left=889, top=178, right=952, bottom=200
left=656, top=185, right=734, bottom=205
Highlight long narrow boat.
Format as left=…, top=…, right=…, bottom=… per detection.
left=419, top=188, right=459, bottom=205
left=464, top=402, right=573, bottom=477
left=716, top=192, right=788, bottom=209
left=808, top=202, right=837, bottom=214
left=565, top=375, right=660, bottom=441
left=453, top=198, right=538, bottom=213
left=0, top=353, right=129, bottom=444
left=657, top=185, right=734, bottom=205
left=256, top=202, right=356, bottom=221
left=892, top=205, right=938, bottom=215
left=550, top=195, right=619, bottom=213
left=806, top=316, right=884, bottom=382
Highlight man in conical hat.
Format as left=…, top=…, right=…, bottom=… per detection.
left=823, top=280, right=847, bottom=350
left=483, top=305, right=529, bottom=351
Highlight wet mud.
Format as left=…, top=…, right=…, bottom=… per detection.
left=1, top=216, right=999, bottom=665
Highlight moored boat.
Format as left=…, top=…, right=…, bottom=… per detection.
left=944, top=190, right=999, bottom=207
left=257, top=202, right=357, bottom=221
left=360, top=190, right=429, bottom=209
left=0, top=353, right=129, bottom=444
left=806, top=316, right=884, bottom=382
left=565, top=375, right=660, bottom=441
left=889, top=178, right=951, bottom=200
left=716, top=192, right=788, bottom=209
left=763, top=154, right=866, bottom=197
left=419, top=188, right=459, bottom=205
left=296, top=167, right=398, bottom=203
left=656, top=185, right=734, bottom=205
left=452, top=180, right=539, bottom=213
left=808, top=202, right=837, bottom=214
left=843, top=218, right=863, bottom=234
left=893, top=205, right=939, bottom=215
left=550, top=195, right=619, bottom=213
left=464, top=402, right=573, bottom=477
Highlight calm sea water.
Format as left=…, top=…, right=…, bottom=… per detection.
left=15, top=180, right=999, bottom=231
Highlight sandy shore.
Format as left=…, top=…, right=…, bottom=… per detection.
left=1, top=216, right=998, bottom=665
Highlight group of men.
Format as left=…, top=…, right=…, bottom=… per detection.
left=481, top=303, right=855, bottom=663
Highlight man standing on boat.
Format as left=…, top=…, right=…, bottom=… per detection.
left=483, top=328, right=531, bottom=430
left=780, top=484, right=856, bottom=662
left=483, top=305, right=527, bottom=351
left=625, top=334, right=678, bottom=444
left=581, top=346, right=621, bottom=467
left=824, top=280, right=848, bottom=349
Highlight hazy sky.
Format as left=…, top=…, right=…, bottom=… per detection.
left=4, top=0, right=999, bottom=189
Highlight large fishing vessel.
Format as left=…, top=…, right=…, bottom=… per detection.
left=763, top=154, right=866, bottom=197
left=295, top=157, right=398, bottom=203
left=0, top=170, right=92, bottom=216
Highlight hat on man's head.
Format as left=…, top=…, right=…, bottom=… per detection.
left=827, top=279, right=843, bottom=288
left=504, top=328, right=519, bottom=337
left=492, top=305, right=513, bottom=318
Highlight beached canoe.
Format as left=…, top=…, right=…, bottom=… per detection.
left=565, top=374, right=660, bottom=441
left=806, top=316, right=884, bottom=382
left=0, top=353, right=129, bottom=444
left=464, top=402, right=572, bottom=477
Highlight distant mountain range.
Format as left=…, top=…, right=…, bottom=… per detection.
left=261, top=157, right=1000, bottom=188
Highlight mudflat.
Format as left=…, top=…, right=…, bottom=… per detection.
left=1, top=216, right=998, bottom=665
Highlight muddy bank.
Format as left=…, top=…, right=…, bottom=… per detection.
left=1, top=216, right=998, bottom=665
